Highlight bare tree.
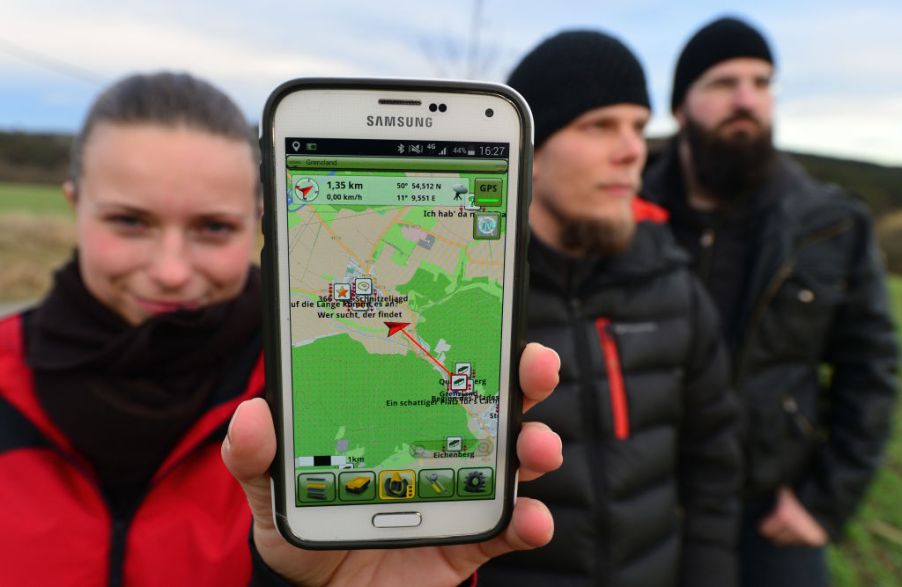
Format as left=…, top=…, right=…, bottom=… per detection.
left=420, top=0, right=501, bottom=80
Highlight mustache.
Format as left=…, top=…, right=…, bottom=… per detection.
left=717, top=110, right=763, bottom=131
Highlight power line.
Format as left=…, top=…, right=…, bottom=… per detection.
left=0, top=35, right=106, bottom=86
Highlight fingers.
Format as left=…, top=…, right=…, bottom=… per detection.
left=519, top=343, right=560, bottom=413
left=757, top=490, right=827, bottom=547
left=221, top=397, right=278, bottom=531
left=760, top=520, right=814, bottom=546
left=475, top=497, right=554, bottom=562
left=516, top=421, right=562, bottom=482
left=758, top=514, right=795, bottom=545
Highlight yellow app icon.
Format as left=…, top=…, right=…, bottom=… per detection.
left=378, top=470, right=416, bottom=500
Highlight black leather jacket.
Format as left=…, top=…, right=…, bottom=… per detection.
left=479, top=208, right=742, bottom=587
left=644, top=143, right=899, bottom=538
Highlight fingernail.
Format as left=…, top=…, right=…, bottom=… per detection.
left=227, top=402, right=244, bottom=444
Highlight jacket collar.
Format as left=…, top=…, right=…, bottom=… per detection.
left=0, top=312, right=264, bottom=484
left=644, top=137, right=823, bottom=237
left=643, top=137, right=846, bottom=349
left=529, top=199, right=688, bottom=297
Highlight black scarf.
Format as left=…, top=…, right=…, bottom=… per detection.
left=25, top=257, right=262, bottom=510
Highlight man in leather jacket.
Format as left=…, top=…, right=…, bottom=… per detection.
left=478, top=30, right=743, bottom=587
left=643, top=16, right=899, bottom=587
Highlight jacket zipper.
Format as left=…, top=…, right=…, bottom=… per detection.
left=595, top=318, right=630, bottom=440
left=735, top=220, right=852, bottom=384
left=782, top=394, right=816, bottom=439
left=568, top=297, right=610, bottom=581
left=34, top=441, right=131, bottom=587
left=37, top=416, right=225, bottom=587
left=698, top=227, right=717, bottom=285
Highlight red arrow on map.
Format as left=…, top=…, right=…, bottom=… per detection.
left=385, top=321, right=410, bottom=337
left=296, top=185, right=313, bottom=198
left=384, top=321, right=451, bottom=376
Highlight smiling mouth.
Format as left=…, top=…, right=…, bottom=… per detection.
left=134, top=296, right=200, bottom=314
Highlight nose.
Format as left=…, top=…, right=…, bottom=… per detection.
left=148, top=230, right=193, bottom=290
left=733, top=78, right=765, bottom=111
left=612, top=127, right=645, bottom=166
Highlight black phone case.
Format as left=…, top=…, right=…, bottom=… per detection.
left=259, top=77, right=533, bottom=550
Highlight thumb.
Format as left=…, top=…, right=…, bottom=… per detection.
left=221, top=397, right=278, bottom=531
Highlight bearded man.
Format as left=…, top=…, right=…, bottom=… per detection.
left=643, top=16, right=899, bottom=587
left=478, top=30, right=742, bottom=587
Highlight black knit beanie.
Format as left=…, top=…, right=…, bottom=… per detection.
left=507, top=30, right=650, bottom=147
left=671, top=16, right=774, bottom=112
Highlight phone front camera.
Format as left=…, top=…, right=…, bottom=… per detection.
left=485, top=108, right=494, bottom=118
left=438, top=103, right=447, bottom=112
left=429, top=103, right=438, bottom=112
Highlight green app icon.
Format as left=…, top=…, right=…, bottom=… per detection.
left=297, top=472, right=336, bottom=503
left=339, top=471, right=376, bottom=501
left=419, top=469, right=455, bottom=498
left=474, top=179, right=503, bottom=207
left=473, top=213, right=501, bottom=240
left=457, top=467, right=494, bottom=497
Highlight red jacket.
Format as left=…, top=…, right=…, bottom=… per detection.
left=0, top=313, right=265, bottom=586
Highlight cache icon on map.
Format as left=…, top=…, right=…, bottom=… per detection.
left=355, top=278, right=373, bottom=296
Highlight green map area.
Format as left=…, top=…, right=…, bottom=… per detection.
left=291, top=270, right=502, bottom=469
left=287, top=165, right=508, bottom=485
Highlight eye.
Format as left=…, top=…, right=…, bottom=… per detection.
left=197, top=219, right=239, bottom=241
left=205, top=220, right=234, bottom=233
left=754, top=76, right=773, bottom=90
left=107, top=214, right=147, bottom=233
left=708, top=77, right=738, bottom=90
left=583, top=118, right=615, bottom=133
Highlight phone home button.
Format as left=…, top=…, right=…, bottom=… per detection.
left=372, top=512, right=422, bottom=528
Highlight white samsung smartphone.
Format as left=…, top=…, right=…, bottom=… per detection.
left=260, top=78, right=532, bottom=548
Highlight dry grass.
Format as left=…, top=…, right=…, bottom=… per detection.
left=877, top=211, right=902, bottom=275
left=0, top=213, right=75, bottom=302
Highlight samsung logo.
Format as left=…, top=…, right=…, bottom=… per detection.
left=366, top=115, right=433, bottom=128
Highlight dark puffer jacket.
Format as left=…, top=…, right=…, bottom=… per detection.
left=644, top=144, right=899, bottom=538
left=478, top=201, right=743, bottom=587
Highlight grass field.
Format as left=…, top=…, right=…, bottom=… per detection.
left=1, top=181, right=901, bottom=582
left=0, top=182, right=71, bottom=216
left=828, top=276, right=902, bottom=585
left=0, top=183, right=74, bottom=302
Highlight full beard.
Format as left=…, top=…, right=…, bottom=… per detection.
left=538, top=194, right=636, bottom=257
left=683, top=111, right=776, bottom=205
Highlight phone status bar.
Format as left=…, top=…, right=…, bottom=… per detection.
left=285, top=138, right=508, bottom=159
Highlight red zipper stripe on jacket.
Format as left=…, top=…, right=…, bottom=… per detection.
left=595, top=318, right=629, bottom=440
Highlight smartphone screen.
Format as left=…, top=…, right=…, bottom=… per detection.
left=284, top=137, right=511, bottom=507
left=264, top=81, right=529, bottom=546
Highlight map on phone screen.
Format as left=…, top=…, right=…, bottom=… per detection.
left=285, top=138, right=511, bottom=506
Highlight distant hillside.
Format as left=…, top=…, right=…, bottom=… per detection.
left=790, top=152, right=902, bottom=217
left=4, top=131, right=900, bottom=211
left=0, top=131, right=72, bottom=184
left=2, top=129, right=901, bottom=272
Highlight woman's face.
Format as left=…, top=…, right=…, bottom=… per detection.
left=66, top=123, right=260, bottom=325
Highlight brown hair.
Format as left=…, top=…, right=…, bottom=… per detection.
left=70, top=71, right=259, bottom=195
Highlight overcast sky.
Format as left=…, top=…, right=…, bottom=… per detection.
left=2, top=0, right=900, bottom=165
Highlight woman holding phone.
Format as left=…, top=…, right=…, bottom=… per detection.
left=0, top=72, right=562, bottom=586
